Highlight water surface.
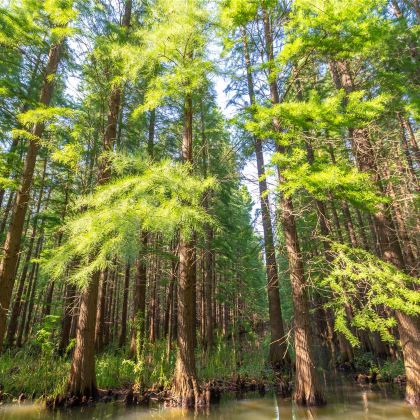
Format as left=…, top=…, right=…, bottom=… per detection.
left=1, top=376, right=418, bottom=419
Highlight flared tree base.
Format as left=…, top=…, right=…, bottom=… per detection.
left=294, top=389, right=326, bottom=407
left=172, top=371, right=204, bottom=408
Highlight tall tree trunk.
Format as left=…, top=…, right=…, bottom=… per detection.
left=6, top=171, right=49, bottom=347
left=262, top=6, right=324, bottom=405
left=240, top=26, right=290, bottom=369
left=331, top=59, right=420, bottom=405
left=68, top=0, right=132, bottom=396
left=173, top=93, right=200, bottom=407
left=68, top=271, right=100, bottom=398
left=0, top=41, right=62, bottom=351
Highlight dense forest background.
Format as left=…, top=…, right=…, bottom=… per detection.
left=0, top=0, right=418, bottom=410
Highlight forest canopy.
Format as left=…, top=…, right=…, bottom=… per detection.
left=0, top=0, right=419, bottom=412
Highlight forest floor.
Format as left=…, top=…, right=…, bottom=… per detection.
left=0, top=338, right=405, bottom=406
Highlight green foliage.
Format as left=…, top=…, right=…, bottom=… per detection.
left=272, top=150, right=387, bottom=212
left=43, top=159, right=216, bottom=287
left=281, top=0, right=388, bottom=62
left=0, top=351, right=70, bottom=400
left=35, top=315, right=61, bottom=357
left=133, top=0, right=213, bottom=114
left=322, top=242, right=420, bottom=346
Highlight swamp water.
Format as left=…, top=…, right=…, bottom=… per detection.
left=1, top=376, right=419, bottom=419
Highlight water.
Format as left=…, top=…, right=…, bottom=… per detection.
left=1, top=377, right=419, bottom=419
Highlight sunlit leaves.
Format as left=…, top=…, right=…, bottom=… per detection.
left=44, top=160, right=216, bottom=287
left=322, top=242, right=420, bottom=345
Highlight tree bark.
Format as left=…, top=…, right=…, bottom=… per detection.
left=172, top=93, right=200, bottom=407
left=240, top=26, right=290, bottom=369
left=0, top=42, right=62, bottom=352
left=68, top=0, right=132, bottom=396
left=330, top=59, right=420, bottom=405
left=68, top=271, right=100, bottom=398
left=262, top=6, right=324, bottom=405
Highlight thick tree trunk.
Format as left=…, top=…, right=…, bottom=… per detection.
left=262, top=6, right=324, bottom=405
left=396, top=311, right=420, bottom=405
left=0, top=42, right=62, bottom=351
left=68, top=272, right=100, bottom=398
left=68, top=0, right=132, bottom=396
left=172, top=93, right=200, bottom=407
left=173, top=236, right=199, bottom=407
left=331, top=59, right=420, bottom=405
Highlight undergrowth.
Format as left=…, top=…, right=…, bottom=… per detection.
left=0, top=333, right=271, bottom=400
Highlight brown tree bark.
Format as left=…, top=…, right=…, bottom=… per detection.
left=58, top=283, right=77, bottom=355
left=240, top=26, right=290, bottom=369
left=68, top=271, right=100, bottom=398
left=172, top=93, right=200, bottom=407
left=68, top=0, right=132, bottom=396
left=0, top=41, right=63, bottom=352
left=262, top=6, right=324, bottom=405
left=330, top=59, right=420, bottom=405
left=6, top=172, right=49, bottom=347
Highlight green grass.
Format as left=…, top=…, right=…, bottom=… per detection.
left=0, top=334, right=272, bottom=400
left=0, top=349, right=70, bottom=399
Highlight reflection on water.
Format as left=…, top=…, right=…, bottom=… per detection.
left=1, top=376, right=419, bottom=419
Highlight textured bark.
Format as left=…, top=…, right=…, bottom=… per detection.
left=262, top=6, right=324, bottom=405
left=172, top=92, right=200, bottom=407
left=173, top=236, right=199, bottom=407
left=68, top=272, right=100, bottom=398
left=331, top=59, right=420, bottom=406
left=396, top=311, right=420, bottom=405
left=241, top=26, right=289, bottom=369
left=68, top=0, right=132, bottom=396
left=0, top=42, right=62, bottom=352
